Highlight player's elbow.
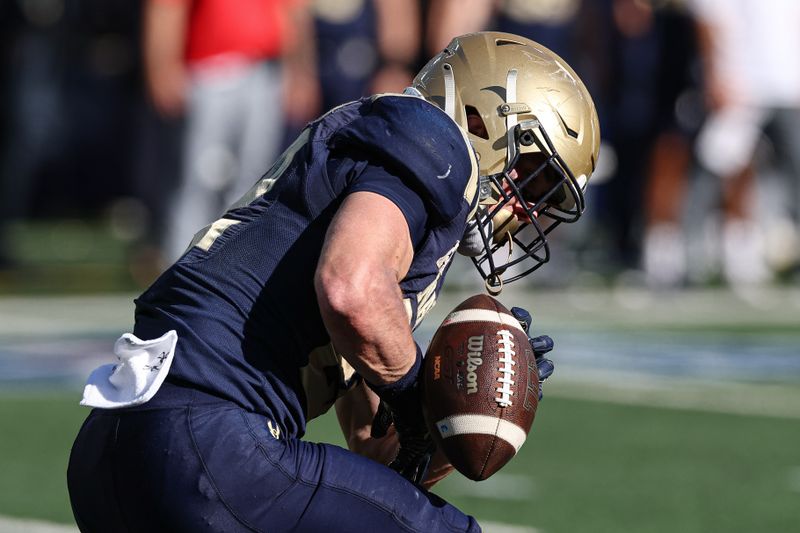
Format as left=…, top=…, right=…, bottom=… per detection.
left=315, top=262, right=376, bottom=328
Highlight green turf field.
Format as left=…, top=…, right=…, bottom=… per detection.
left=3, top=388, right=799, bottom=532
left=2, top=287, right=800, bottom=531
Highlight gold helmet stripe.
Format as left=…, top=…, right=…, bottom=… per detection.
left=442, top=63, right=456, bottom=119
left=504, top=68, right=519, bottom=170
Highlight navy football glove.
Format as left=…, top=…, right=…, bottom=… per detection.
left=371, top=400, right=434, bottom=484
left=511, top=307, right=555, bottom=399
left=369, top=348, right=435, bottom=485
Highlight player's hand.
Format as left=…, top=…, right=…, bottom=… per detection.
left=371, top=396, right=435, bottom=485
left=511, top=307, right=555, bottom=400
left=389, top=422, right=435, bottom=485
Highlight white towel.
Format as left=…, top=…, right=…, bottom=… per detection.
left=80, top=330, right=178, bottom=409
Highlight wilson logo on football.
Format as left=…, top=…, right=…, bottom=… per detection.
left=466, top=335, right=484, bottom=394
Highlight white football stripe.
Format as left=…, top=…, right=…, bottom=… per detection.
left=435, top=414, right=527, bottom=452
left=440, top=310, right=526, bottom=334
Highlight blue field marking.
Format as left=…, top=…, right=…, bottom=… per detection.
left=0, top=294, right=133, bottom=389
left=415, top=327, right=800, bottom=383
left=538, top=330, right=800, bottom=383
left=0, top=337, right=115, bottom=388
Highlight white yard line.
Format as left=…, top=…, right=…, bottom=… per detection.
left=0, top=514, right=539, bottom=533
left=435, top=474, right=540, bottom=532
left=0, top=516, right=77, bottom=533
left=787, top=467, right=800, bottom=493
left=0, top=295, right=135, bottom=337
left=443, top=472, right=536, bottom=502
left=480, top=521, right=540, bottom=533
left=546, top=372, right=800, bottom=419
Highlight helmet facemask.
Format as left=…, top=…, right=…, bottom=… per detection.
left=470, top=118, right=586, bottom=293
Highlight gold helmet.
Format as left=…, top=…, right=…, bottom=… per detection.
left=412, top=31, right=600, bottom=290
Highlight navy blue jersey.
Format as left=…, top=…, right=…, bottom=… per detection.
left=133, top=95, right=479, bottom=438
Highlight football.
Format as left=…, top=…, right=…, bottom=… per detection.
left=422, top=294, right=539, bottom=481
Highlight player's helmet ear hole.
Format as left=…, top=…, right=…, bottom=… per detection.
left=466, top=106, right=489, bottom=139
left=518, top=130, right=536, bottom=147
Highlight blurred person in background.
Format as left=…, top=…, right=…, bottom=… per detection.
left=0, top=0, right=141, bottom=272
left=598, top=0, right=666, bottom=277
left=614, top=0, right=703, bottom=288
left=312, top=0, right=421, bottom=114
left=426, top=0, right=584, bottom=64
left=578, top=0, right=700, bottom=282
left=425, top=1, right=595, bottom=115
left=143, top=0, right=320, bottom=264
left=639, top=0, right=703, bottom=288
left=425, top=0, right=493, bottom=55
left=687, top=0, right=800, bottom=287
left=0, top=2, right=41, bottom=268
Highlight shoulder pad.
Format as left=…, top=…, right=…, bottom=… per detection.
left=332, top=95, right=479, bottom=224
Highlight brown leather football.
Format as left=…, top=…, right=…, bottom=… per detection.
left=422, top=294, right=539, bottom=481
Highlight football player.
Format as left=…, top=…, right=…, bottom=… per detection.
left=68, top=32, right=599, bottom=532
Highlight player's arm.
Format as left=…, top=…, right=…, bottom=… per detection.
left=691, top=7, right=728, bottom=111
left=142, top=0, right=189, bottom=118
left=281, top=0, right=320, bottom=124
left=315, top=191, right=416, bottom=385
left=425, top=0, right=494, bottom=57
left=370, top=0, right=421, bottom=93
left=317, top=191, right=435, bottom=483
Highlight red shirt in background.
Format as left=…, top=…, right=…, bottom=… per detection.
left=178, top=0, right=297, bottom=64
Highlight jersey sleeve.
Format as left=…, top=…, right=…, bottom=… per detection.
left=330, top=95, right=480, bottom=226
left=348, top=165, right=428, bottom=248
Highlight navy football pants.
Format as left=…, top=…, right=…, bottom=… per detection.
left=67, top=384, right=481, bottom=532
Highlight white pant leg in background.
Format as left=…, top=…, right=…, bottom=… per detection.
left=228, top=61, right=285, bottom=206
left=166, top=58, right=284, bottom=261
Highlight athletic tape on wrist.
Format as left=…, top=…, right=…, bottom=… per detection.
left=366, top=344, right=423, bottom=401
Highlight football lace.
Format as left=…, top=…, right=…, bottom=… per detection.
left=495, top=329, right=516, bottom=407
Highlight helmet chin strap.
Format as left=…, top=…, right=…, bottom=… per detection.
left=491, top=208, right=521, bottom=244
